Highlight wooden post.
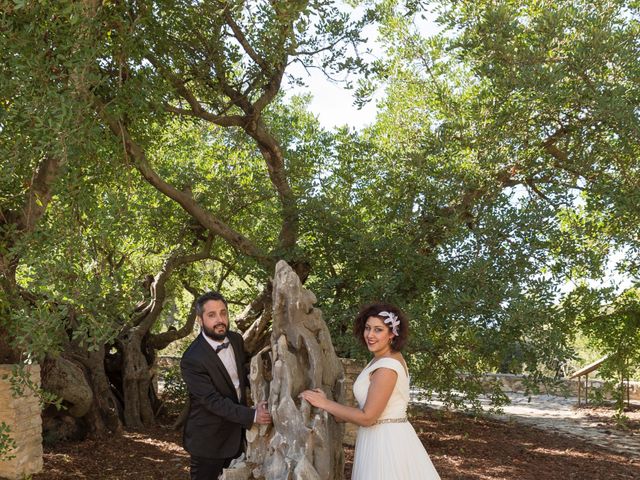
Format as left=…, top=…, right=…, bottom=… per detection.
left=626, top=359, right=631, bottom=408
left=577, top=376, right=581, bottom=406
left=585, top=373, right=589, bottom=405
left=627, top=375, right=631, bottom=408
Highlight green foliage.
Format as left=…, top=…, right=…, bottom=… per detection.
left=0, top=421, right=16, bottom=462
left=565, top=286, right=640, bottom=412
left=3, top=364, right=62, bottom=410
left=3, top=0, right=640, bottom=417
left=161, top=363, right=189, bottom=416
left=334, top=0, right=640, bottom=406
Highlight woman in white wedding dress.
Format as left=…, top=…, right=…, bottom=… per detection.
left=300, top=303, right=440, bottom=480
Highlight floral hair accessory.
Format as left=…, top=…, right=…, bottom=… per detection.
left=378, top=311, right=400, bottom=336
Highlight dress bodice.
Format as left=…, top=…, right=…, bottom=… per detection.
left=353, top=357, right=409, bottom=420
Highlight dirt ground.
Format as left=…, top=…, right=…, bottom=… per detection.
left=33, top=406, right=639, bottom=480
left=575, top=403, right=640, bottom=432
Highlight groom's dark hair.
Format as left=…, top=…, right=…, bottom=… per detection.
left=195, top=291, right=228, bottom=318
left=353, top=302, right=409, bottom=351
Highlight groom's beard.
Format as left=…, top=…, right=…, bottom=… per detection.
left=202, top=323, right=228, bottom=342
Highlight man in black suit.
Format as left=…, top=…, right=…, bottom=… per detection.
left=181, top=291, right=272, bottom=480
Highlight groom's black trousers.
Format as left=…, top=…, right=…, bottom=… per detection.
left=190, top=444, right=242, bottom=480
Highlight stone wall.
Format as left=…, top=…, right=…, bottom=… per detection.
left=0, top=364, right=43, bottom=480
left=482, top=373, right=640, bottom=401
left=339, top=358, right=366, bottom=446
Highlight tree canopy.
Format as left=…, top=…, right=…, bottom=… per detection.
left=1, top=0, right=639, bottom=442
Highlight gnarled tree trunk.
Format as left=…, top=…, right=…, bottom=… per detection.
left=223, top=260, right=345, bottom=480
left=41, top=345, right=123, bottom=441
left=119, top=331, right=156, bottom=428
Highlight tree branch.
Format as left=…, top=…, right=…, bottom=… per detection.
left=246, top=119, right=298, bottom=250
left=163, top=104, right=245, bottom=127
left=145, top=53, right=246, bottom=127
left=134, top=237, right=214, bottom=334
left=21, top=155, right=64, bottom=232
left=146, top=298, right=198, bottom=350
left=1, top=154, right=65, bottom=291
left=252, top=64, right=286, bottom=115
left=224, top=10, right=269, bottom=72
left=90, top=94, right=272, bottom=267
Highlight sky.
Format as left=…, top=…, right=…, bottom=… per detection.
left=283, top=5, right=443, bottom=131
left=282, top=13, right=383, bottom=131
left=284, top=68, right=378, bottom=131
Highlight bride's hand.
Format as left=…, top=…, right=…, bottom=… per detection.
left=299, top=388, right=328, bottom=409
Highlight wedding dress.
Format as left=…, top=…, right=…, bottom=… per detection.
left=351, top=357, right=440, bottom=480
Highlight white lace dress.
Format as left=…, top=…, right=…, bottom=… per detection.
left=351, top=357, right=440, bottom=480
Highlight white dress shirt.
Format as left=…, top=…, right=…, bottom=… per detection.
left=202, top=333, right=241, bottom=400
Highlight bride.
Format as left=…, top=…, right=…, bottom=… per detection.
left=300, top=303, right=440, bottom=479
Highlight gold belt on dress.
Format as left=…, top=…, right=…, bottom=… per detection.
left=374, top=417, right=408, bottom=425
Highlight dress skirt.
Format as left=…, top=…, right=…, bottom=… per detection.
left=351, top=421, right=440, bottom=480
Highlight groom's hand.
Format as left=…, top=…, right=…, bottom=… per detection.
left=255, top=401, right=272, bottom=425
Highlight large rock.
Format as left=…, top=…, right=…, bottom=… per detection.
left=222, top=261, right=345, bottom=480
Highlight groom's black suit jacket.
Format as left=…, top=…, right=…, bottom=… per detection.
left=180, top=331, right=254, bottom=459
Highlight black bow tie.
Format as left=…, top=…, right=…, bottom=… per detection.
left=215, top=342, right=230, bottom=353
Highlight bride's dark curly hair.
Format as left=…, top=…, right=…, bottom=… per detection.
left=353, top=302, right=409, bottom=351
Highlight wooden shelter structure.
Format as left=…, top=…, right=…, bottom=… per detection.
left=570, top=354, right=634, bottom=407
left=569, top=355, right=610, bottom=406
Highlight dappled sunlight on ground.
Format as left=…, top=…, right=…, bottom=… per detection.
left=34, top=407, right=638, bottom=479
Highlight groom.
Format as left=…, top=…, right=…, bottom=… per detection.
left=181, top=291, right=272, bottom=480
